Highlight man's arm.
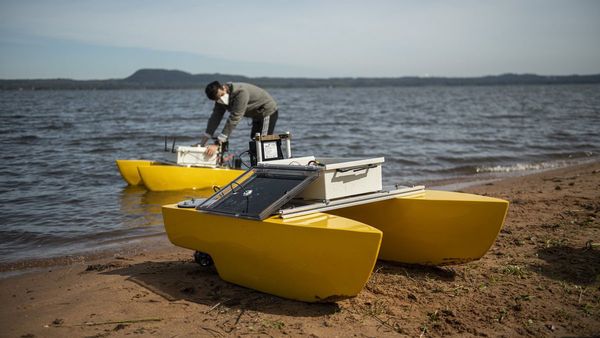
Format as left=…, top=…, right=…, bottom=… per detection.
left=218, top=89, right=249, bottom=142
left=202, top=103, right=227, bottom=145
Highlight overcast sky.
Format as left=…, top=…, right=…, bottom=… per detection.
left=1, top=0, right=599, bottom=79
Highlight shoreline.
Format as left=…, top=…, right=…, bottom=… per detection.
left=0, top=234, right=171, bottom=278
left=424, top=156, right=600, bottom=190
left=1, top=160, right=598, bottom=337
left=1, top=158, right=597, bottom=276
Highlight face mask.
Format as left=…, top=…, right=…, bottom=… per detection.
left=218, top=93, right=229, bottom=106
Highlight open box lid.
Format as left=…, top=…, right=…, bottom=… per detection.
left=314, top=157, right=385, bottom=170
left=196, top=163, right=320, bottom=220
left=194, top=157, right=424, bottom=220
left=264, top=157, right=384, bottom=171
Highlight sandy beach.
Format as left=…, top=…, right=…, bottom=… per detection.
left=1, top=161, right=599, bottom=337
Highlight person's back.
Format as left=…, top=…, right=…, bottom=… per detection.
left=227, top=82, right=277, bottom=119
left=201, top=81, right=279, bottom=156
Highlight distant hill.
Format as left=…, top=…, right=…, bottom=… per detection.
left=2, top=68, right=600, bottom=90
left=124, top=69, right=250, bottom=85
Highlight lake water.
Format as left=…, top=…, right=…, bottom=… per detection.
left=1, top=85, right=599, bottom=264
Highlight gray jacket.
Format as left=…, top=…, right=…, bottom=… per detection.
left=205, top=82, right=278, bottom=140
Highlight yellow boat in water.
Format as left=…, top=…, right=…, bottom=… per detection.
left=116, top=142, right=245, bottom=191
left=137, top=165, right=243, bottom=192
left=115, top=159, right=244, bottom=191
left=162, top=205, right=382, bottom=302
left=115, top=159, right=155, bottom=186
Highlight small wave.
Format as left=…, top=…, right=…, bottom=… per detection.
left=435, top=165, right=478, bottom=175
left=12, top=135, right=40, bottom=143
left=89, top=147, right=119, bottom=154
left=437, top=155, right=516, bottom=165
left=476, top=160, right=577, bottom=173
left=43, top=122, right=74, bottom=131
left=386, top=157, right=422, bottom=166
left=0, top=229, right=63, bottom=247
left=475, top=151, right=598, bottom=174
left=487, top=114, right=526, bottom=119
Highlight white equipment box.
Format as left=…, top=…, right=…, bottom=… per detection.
left=174, top=145, right=218, bottom=167
left=268, top=156, right=384, bottom=201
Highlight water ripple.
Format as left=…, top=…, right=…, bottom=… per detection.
left=0, top=85, right=599, bottom=263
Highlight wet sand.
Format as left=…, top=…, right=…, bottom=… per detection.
left=1, top=161, right=599, bottom=337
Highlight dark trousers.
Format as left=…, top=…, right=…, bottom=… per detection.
left=250, top=110, right=278, bottom=139
left=248, top=110, right=279, bottom=165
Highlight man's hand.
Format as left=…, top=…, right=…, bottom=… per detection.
left=205, top=144, right=219, bottom=156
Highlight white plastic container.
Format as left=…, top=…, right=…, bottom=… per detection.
left=298, top=157, right=384, bottom=201
left=174, top=145, right=218, bottom=167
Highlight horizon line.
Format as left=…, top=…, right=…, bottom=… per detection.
left=2, top=68, right=600, bottom=81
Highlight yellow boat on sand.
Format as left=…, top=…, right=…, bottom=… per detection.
left=329, top=190, right=508, bottom=265
left=163, top=205, right=382, bottom=302
left=161, top=161, right=509, bottom=302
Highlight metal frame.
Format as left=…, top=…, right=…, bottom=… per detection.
left=279, top=185, right=425, bottom=219
left=255, top=132, right=292, bottom=163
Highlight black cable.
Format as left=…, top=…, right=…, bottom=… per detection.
left=228, top=181, right=252, bottom=214
left=230, top=181, right=243, bottom=194
left=237, top=150, right=251, bottom=168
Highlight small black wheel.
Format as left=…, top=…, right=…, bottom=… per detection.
left=193, top=251, right=213, bottom=267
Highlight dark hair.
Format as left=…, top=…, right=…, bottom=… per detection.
left=205, top=81, right=221, bottom=100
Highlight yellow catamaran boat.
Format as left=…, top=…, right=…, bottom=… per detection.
left=137, top=165, right=243, bottom=192
left=161, top=154, right=509, bottom=302
left=115, top=143, right=244, bottom=191
left=116, top=159, right=243, bottom=191
left=117, top=134, right=294, bottom=191
left=329, top=190, right=508, bottom=265
left=163, top=205, right=382, bottom=302
left=115, top=159, right=155, bottom=186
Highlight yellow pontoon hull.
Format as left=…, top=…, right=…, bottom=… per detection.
left=138, top=165, right=244, bottom=192
left=162, top=205, right=382, bottom=302
left=329, top=190, right=509, bottom=265
left=115, top=159, right=155, bottom=186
